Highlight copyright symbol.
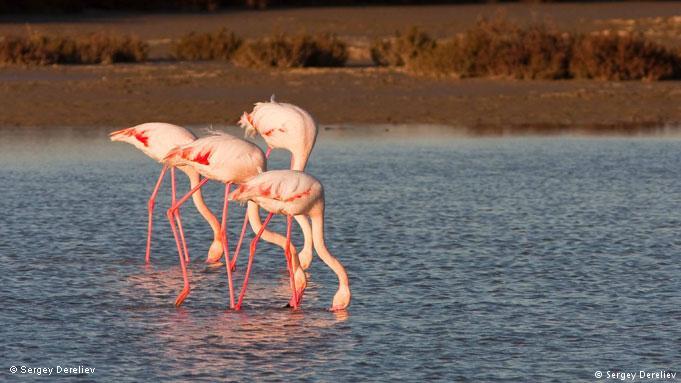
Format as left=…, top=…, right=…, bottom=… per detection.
left=10, top=366, right=17, bottom=374
left=595, top=371, right=603, bottom=378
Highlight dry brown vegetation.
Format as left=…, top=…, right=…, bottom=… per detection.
left=233, top=32, right=347, bottom=68
left=171, top=28, right=242, bottom=61
left=372, top=18, right=681, bottom=80
left=570, top=32, right=681, bottom=80
left=370, top=27, right=435, bottom=67
left=2, top=17, right=679, bottom=80
left=0, top=32, right=148, bottom=65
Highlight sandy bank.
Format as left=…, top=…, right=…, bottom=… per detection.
left=1, top=63, right=679, bottom=132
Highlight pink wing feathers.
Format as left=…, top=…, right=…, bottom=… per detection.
left=230, top=170, right=319, bottom=203
left=164, top=138, right=216, bottom=166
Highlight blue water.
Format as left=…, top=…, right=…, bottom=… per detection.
left=1, top=126, right=680, bottom=382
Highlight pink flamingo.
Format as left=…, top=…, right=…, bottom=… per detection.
left=230, top=169, right=351, bottom=311
left=238, top=96, right=317, bottom=270
left=109, top=123, right=223, bottom=265
left=164, top=133, right=307, bottom=308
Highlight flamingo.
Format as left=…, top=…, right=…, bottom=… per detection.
left=164, top=133, right=307, bottom=308
left=109, top=123, right=223, bottom=265
left=238, top=96, right=317, bottom=270
left=229, top=169, right=351, bottom=311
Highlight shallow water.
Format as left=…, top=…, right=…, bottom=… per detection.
left=1, top=126, right=680, bottom=382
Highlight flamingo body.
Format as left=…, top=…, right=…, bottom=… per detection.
left=239, top=98, right=317, bottom=172
left=110, top=122, right=196, bottom=162
left=110, top=122, right=224, bottom=267
left=230, top=170, right=351, bottom=311
left=239, top=98, right=318, bottom=270
left=164, top=132, right=306, bottom=308
left=165, top=133, right=266, bottom=185
left=233, top=170, right=322, bottom=216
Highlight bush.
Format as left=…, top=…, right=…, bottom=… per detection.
left=388, top=18, right=681, bottom=81
left=76, top=33, right=148, bottom=64
left=0, top=32, right=148, bottom=65
left=171, top=28, right=242, bottom=61
left=570, top=32, right=681, bottom=80
left=450, top=18, right=572, bottom=79
left=0, top=34, right=79, bottom=65
left=370, top=27, right=435, bottom=67
left=404, top=18, right=572, bottom=79
left=233, top=32, right=347, bottom=68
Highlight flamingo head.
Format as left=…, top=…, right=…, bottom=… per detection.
left=294, top=267, right=307, bottom=293
left=288, top=266, right=308, bottom=308
left=238, top=112, right=257, bottom=138
left=330, top=285, right=351, bottom=311
left=298, top=247, right=313, bottom=270
left=109, top=127, right=134, bottom=143
left=109, top=126, right=151, bottom=150
left=206, top=239, right=223, bottom=264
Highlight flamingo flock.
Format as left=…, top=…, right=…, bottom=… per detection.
left=110, top=97, right=351, bottom=311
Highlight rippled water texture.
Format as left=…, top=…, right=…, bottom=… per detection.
left=1, top=126, right=680, bottom=382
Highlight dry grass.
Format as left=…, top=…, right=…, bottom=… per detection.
left=171, top=28, right=242, bottom=61
left=0, top=34, right=79, bottom=65
left=0, top=32, right=148, bottom=65
left=570, top=32, right=681, bottom=80
left=383, top=18, right=681, bottom=80
left=370, top=27, right=435, bottom=67
left=391, top=18, right=571, bottom=79
left=75, top=33, right=148, bottom=64
left=233, top=32, right=347, bottom=68
left=447, top=19, right=572, bottom=79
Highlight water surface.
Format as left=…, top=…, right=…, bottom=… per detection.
left=1, top=126, right=680, bottom=382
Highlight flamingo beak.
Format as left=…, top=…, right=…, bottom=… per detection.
left=109, top=127, right=131, bottom=141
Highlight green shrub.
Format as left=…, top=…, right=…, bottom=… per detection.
left=171, top=28, right=242, bottom=61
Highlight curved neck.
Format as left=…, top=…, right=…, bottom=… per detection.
left=182, top=166, right=221, bottom=239
left=290, top=149, right=310, bottom=171
left=290, top=126, right=316, bottom=171
left=310, top=205, right=349, bottom=288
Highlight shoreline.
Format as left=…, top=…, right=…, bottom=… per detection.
left=0, top=63, right=679, bottom=132
left=2, top=3, right=680, bottom=132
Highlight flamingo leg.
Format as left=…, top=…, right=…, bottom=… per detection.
left=145, top=165, right=168, bottom=263
left=167, top=203, right=191, bottom=307
left=235, top=212, right=274, bottom=310
left=166, top=177, right=210, bottom=306
left=285, top=215, right=300, bottom=309
left=170, top=178, right=210, bottom=212
left=171, top=167, right=190, bottom=264
left=221, top=183, right=236, bottom=309
left=229, top=210, right=250, bottom=272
